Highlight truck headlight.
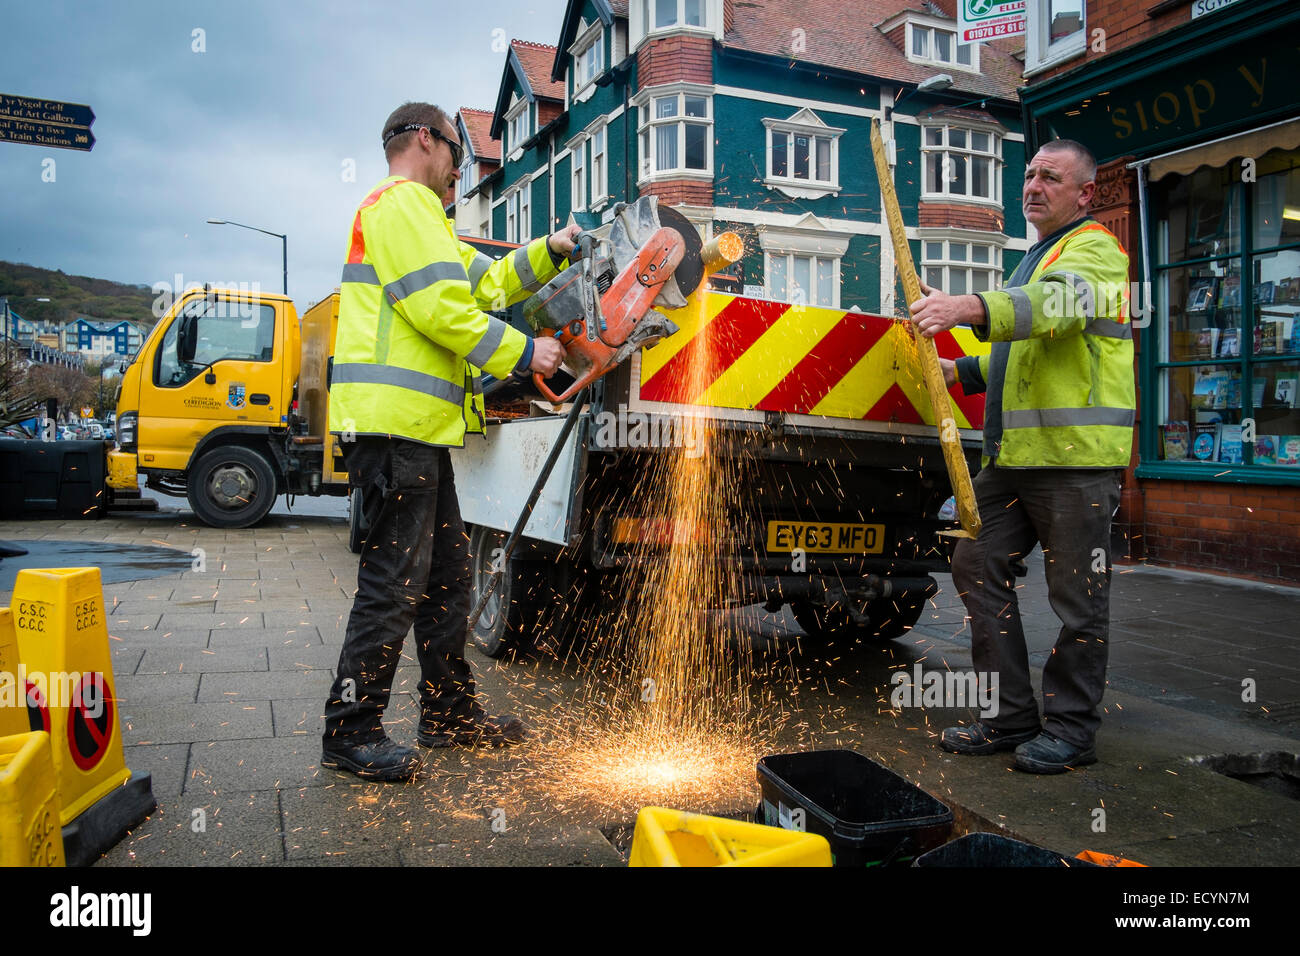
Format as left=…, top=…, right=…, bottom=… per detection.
left=117, top=411, right=138, bottom=451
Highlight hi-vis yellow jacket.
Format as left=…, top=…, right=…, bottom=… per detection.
left=329, top=176, right=562, bottom=446
left=963, top=219, right=1135, bottom=468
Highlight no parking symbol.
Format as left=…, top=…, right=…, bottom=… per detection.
left=67, top=672, right=114, bottom=771
left=25, top=679, right=50, bottom=733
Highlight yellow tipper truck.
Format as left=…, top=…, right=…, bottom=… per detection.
left=103, top=236, right=525, bottom=538
left=106, top=286, right=349, bottom=530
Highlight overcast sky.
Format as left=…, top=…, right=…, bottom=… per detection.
left=0, top=0, right=568, bottom=308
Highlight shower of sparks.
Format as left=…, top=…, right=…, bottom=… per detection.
left=457, top=239, right=939, bottom=828
left=500, top=249, right=798, bottom=820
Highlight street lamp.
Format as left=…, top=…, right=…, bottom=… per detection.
left=206, top=219, right=288, bottom=296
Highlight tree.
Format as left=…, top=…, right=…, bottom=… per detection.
left=23, top=363, right=95, bottom=420
left=0, top=349, right=44, bottom=428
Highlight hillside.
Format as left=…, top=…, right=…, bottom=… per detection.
left=0, top=260, right=157, bottom=329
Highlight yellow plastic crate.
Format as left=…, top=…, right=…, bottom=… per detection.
left=0, top=731, right=66, bottom=867
left=629, top=806, right=831, bottom=867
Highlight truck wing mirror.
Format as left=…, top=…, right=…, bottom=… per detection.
left=177, top=313, right=197, bottom=363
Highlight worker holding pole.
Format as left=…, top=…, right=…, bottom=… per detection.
left=909, top=139, right=1134, bottom=774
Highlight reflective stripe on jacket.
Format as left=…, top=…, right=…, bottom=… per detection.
left=968, top=219, right=1135, bottom=468
left=329, top=175, right=562, bottom=446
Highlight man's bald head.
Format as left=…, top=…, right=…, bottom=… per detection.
left=382, top=102, right=452, bottom=162
left=1037, top=139, right=1097, bottom=186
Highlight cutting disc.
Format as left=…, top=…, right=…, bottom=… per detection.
left=655, top=204, right=705, bottom=302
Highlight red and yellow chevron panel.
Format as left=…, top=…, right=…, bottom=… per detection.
left=639, top=294, right=988, bottom=429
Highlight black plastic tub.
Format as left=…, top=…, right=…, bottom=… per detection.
left=913, top=832, right=1099, bottom=867
left=756, top=750, right=953, bottom=867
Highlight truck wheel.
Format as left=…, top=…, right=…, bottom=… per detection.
left=347, top=487, right=368, bottom=554
left=791, top=593, right=927, bottom=644
left=186, top=445, right=277, bottom=529
left=467, top=525, right=548, bottom=659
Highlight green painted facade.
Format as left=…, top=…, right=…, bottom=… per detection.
left=480, top=3, right=1027, bottom=314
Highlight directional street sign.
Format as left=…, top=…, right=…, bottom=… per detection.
left=0, top=93, right=95, bottom=152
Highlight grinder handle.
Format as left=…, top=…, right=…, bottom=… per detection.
left=533, top=327, right=572, bottom=404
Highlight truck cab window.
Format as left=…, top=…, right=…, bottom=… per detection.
left=155, top=300, right=276, bottom=388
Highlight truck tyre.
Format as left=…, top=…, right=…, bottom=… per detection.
left=186, top=445, right=278, bottom=529
left=347, top=487, right=368, bottom=554
left=467, top=525, right=549, bottom=659
left=791, top=593, right=927, bottom=644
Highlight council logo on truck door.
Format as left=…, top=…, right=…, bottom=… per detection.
left=227, top=382, right=246, bottom=409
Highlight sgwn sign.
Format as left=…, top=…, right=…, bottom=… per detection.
left=957, top=0, right=1027, bottom=43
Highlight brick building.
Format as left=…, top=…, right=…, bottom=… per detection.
left=456, top=0, right=1030, bottom=315
left=1020, top=0, right=1300, bottom=583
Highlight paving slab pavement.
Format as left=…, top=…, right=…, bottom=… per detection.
left=0, top=507, right=1296, bottom=867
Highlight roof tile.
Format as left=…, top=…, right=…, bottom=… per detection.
left=721, top=0, right=1023, bottom=100
left=511, top=39, right=566, bottom=101
left=457, top=107, right=500, bottom=162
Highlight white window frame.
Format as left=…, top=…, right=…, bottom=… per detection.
left=889, top=14, right=977, bottom=73
left=1025, top=0, right=1086, bottom=76
left=762, top=108, right=845, bottom=200
left=757, top=220, right=851, bottom=309
left=920, top=235, right=1004, bottom=297
left=571, top=138, right=587, bottom=212
left=637, top=0, right=717, bottom=41
left=589, top=124, right=608, bottom=208
left=921, top=123, right=1003, bottom=206
left=505, top=191, right=518, bottom=243
left=764, top=252, right=841, bottom=309
left=634, top=84, right=713, bottom=183
left=571, top=20, right=605, bottom=102
left=456, top=157, right=474, bottom=202
left=505, top=98, right=532, bottom=159
left=519, top=182, right=531, bottom=243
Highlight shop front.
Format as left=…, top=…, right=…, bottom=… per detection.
left=1021, top=0, right=1300, bottom=582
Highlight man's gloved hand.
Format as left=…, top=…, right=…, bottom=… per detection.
left=530, top=336, right=566, bottom=376
left=547, top=224, right=582, bottom=260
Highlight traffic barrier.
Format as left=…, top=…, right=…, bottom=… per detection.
left=0, top=731, right=66, bottom=866
left=9, top=567, right=154, bottom=865
left=0, top=609, right=29, bottom=738
left=628, top=806, right=832, bottom=867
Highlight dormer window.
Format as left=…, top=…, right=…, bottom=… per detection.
left=573, top=23, right=604, bottom=93
left=506, top=102, right=532, bottom=154
left=907, top=21, right=976, bottom=70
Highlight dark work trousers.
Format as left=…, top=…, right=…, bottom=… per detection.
left=323, top=437, right=477, bottom=742
left=951, top=463, right=1123, bottom=749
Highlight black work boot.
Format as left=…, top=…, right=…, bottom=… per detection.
left=940, top=721, right=1040, bottom=756
left=321, top=735, right=422, bottom=781
left=417, top=710, right=526, bottom=748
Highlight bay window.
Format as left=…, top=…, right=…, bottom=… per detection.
left=638, top=91, right=711, bottom=178
left=923, top=125, right=1001, bottom=203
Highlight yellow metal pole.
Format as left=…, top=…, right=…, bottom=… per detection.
left=869, top=119, right=981, bottom=539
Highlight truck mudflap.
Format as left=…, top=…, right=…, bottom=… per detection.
left=456, top=411, right=589, bottom=548
left=106, top=449, right=138, bottom=490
